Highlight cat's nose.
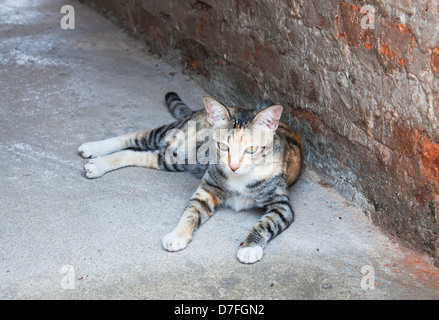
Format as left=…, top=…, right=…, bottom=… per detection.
left=229, top=164, right=240, bottom=172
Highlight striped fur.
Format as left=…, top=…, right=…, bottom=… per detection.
left=78, top=92, right=303, bottom=264
left=165, top=92, right=192, bottom=120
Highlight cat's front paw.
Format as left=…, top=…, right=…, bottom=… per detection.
left=84, top=159, right=107, bottom=179
left=78, top=141, right=110, bottom=159
left=162, top=232, right=190, bottom=252
left=237, top=245, right=264, bottom=264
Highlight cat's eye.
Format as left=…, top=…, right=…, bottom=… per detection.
left=245, top=146, right=258, bottom=154
left=217, top=142, right=229, bottom=151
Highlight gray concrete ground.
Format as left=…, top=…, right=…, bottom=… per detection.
left=1, top=0, right=438, bottom=299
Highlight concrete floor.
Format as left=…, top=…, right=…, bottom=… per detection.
left=1, top=0, right=438, bottom=299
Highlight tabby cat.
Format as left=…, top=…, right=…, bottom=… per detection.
left=78, top=92, right=303, bottom=264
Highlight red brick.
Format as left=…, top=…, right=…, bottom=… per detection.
left=431, top=47, right=439, bottom=74
left=418, top=132, right=439, bottom=184
left=377, top=20, right=415, bottom=71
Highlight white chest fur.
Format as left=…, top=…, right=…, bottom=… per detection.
left=224, top=173, right=257, bottom=211
left=225, top=196, right=255, bottom=211
left=226, top=172, right=255, bottom=193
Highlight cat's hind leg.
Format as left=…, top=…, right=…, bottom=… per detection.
left=84, top=150, right=159, bottom=178
left=78, top=131, right=151, bottom=159
left=78, top=120, right=186, bottom=158
left=83, top=143, right=200, bottom=178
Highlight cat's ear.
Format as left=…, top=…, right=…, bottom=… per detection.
left=252, top=105, right=283, bottom=131
left=203, top=97, right=230, bottom=127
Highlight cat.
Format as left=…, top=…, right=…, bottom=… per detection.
left=78, top=92, right=303, bottom=264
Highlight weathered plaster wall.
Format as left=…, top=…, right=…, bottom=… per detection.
left=80, top=0, right=439, bottom=265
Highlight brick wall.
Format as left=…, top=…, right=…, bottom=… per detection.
left=81, top=0, right=439, bottom=265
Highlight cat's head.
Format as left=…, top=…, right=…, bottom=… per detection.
left=203, top=97, right=283, bottom=176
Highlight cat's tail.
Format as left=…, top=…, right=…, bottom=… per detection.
left=165, top=92, right=192, bottom=120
